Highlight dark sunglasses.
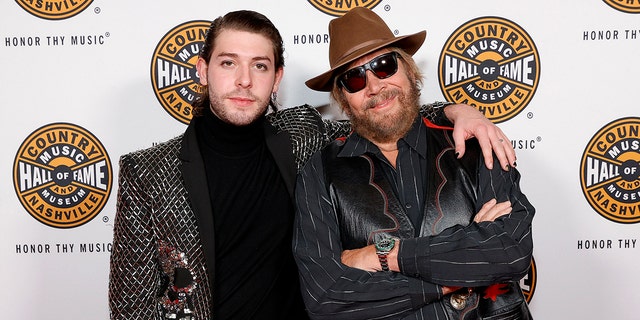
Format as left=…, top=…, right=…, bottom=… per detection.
left=337, top=52, right=399, bottom=93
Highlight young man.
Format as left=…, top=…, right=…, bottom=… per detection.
left=109, top=10, right=518, bottom=320
left=294, top=7, right=535, bottom=319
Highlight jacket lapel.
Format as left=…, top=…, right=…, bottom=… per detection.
left=264, top=121, right=297, bottom=199
left=179, top=123, right=216, bottom=296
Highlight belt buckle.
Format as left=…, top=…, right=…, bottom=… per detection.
left=450, top=288, right=473, bottom=310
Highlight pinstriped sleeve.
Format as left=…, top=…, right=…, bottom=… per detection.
left=398, top=159, right=535, bottom=287
left=292, top=153, right=441, bottom=320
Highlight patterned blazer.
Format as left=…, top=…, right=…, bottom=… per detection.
left=108, top=104, right=444, bottom=319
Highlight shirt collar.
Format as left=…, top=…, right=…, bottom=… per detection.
left=338, top=116, right=427, bottom=158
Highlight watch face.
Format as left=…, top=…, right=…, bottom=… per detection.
left=375, top=238, right=395, bottom=252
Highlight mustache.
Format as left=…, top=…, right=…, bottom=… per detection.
left=223, top=89, right=259, bottom=101
left=363, top=89, right=401, bottom=110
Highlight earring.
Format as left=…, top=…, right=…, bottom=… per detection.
left=269, top=92, right=279, bottom=113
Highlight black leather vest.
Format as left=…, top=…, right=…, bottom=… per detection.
left=320, top=119, right=532, bottom=319
left=321, top=120, right=480, bottom=248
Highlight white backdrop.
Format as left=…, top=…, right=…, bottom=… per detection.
left=1, top=1, right=639, bottom=319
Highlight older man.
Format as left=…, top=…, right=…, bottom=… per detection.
left=294, top=7, right=535, bottom=319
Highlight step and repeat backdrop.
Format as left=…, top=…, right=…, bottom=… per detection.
left=1, top=1, right=639, bottom=319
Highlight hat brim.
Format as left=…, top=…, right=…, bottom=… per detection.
left=305, top=30, right=426, bottom=92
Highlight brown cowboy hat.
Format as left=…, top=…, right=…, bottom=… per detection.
left=305, top=7, right=426, bottom=92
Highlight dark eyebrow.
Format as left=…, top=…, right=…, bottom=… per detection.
left=217, top=52, right=272, bottom=63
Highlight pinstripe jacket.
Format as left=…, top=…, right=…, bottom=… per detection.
left=107, top=104, right=446, bottom=319
left=293, top=118, right=535, bottom=319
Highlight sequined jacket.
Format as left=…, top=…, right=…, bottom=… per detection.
left=108, top=104, right=446, bottom=320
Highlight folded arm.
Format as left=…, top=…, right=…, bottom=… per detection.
left=397, top=160, right=535, bottom=287
left=293, top=155, right=443, bottom=320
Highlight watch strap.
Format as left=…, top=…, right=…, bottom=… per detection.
left=376, top=252, right=390, bottom=271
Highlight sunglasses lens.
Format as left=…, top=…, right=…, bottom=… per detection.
left=338, top=53, right=398, bottom=93
left=341, top=68, right=367, bottom=93
left=371, top=54, right=398, bottom=79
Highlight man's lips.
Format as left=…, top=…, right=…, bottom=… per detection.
left=228, top=96, right=255, bottom=106
left=366, top=95, right=395, bottom=110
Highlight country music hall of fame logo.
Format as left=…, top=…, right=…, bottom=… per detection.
left=15, top=0, right=94, bottom=20
left=307, top=0, right=383, bottom=16
left=602, top=0, right=640, bottom=13
left=580, top=117, right=640, bottom=224
left=438, top=17, right=540, bottom=123
left=151, top=20, right=209, bottom=125
left=13, top=123, right=113, bottom=228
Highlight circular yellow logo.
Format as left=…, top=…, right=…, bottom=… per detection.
left=580, top=117, right=640, bottom=224
left=603, top=0, right=640, bottom=13
left=439, top=17, right=540, bottom=123
left=151, top=20, right=209, bottom=125
left=520, top=257, right=537, bottom=303
left=13, top=123, right=113, bottom=228
left=307, top=0, right=382, bottom=16
left=15, top=0, right=93, bottom=20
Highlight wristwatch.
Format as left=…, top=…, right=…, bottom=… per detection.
left=374, top=238, right=396, bottom=272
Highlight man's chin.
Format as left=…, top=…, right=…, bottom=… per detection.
left=224, top=116, right=259, bottom=126
left=223, top=110, right=266, bottom=126
left=355, top=110, right=416, bottom=143
left=354, top=119, right=403, bottom=143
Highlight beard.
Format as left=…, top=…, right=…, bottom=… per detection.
left=348, top=85, right=421, bottom=144
left=208, top=89, right=269, bottom=126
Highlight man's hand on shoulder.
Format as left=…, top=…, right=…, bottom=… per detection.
left=444, top=103, right=516, bottom=171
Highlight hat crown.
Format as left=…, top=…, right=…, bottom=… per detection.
left=328, top=7, right=395, bottom=68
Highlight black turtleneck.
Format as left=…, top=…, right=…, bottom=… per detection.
left=194, top=109, right=306, bottom=319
